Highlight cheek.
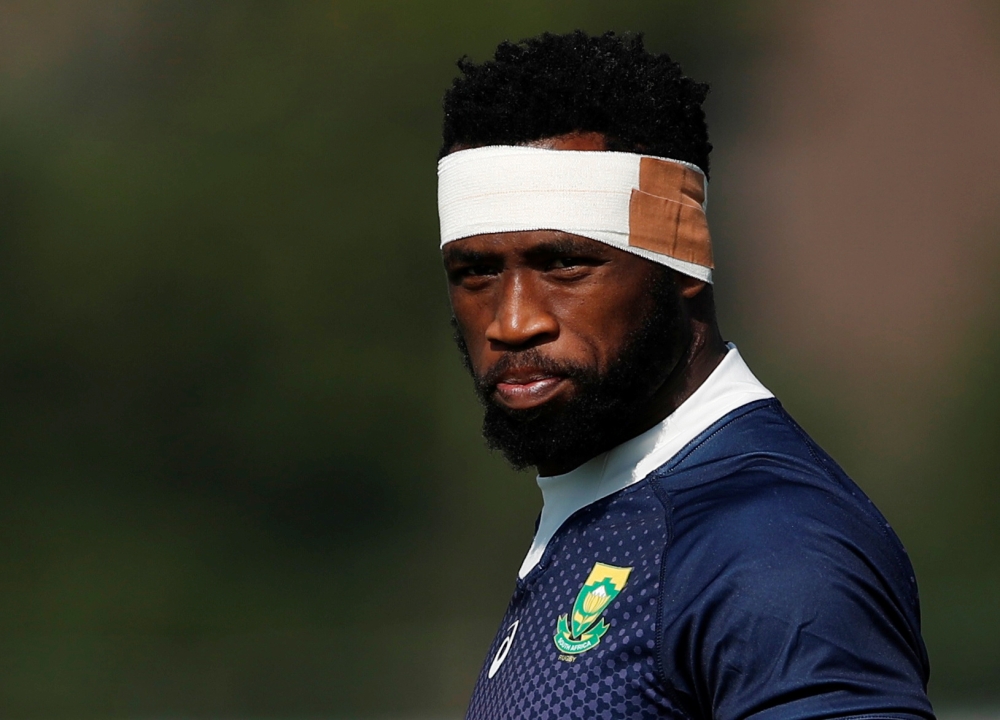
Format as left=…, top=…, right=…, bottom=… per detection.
left=450, top=295, right=492, bottom=357
left=549, top=293, right=638, bottom=368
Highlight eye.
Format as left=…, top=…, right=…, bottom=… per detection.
left=548, top=256, right=581, bottom=270
left=447, top=263, right=499, bottom=286
left=461, top=264, right=498, bottom=277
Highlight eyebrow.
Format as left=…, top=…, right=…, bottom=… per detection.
left=524, top=236, right=607, bottom=258
left=442, top=247, right=501, bottom=265
left=442, top=234, right=608, bottom=265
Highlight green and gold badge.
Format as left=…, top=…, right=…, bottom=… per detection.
left=554, top=562, right=632, bottom=655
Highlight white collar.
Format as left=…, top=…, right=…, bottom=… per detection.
left=518, top=344, right=773, bottom=578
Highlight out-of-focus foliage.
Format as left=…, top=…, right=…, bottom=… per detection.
left=0, top=1, right=995, bottom=717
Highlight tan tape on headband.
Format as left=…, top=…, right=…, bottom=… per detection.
left=629, top=157, right=714, bottom=269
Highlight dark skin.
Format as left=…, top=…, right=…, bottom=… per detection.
left=443, top=132, right=728, bottom=476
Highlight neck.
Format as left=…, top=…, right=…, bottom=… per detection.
left=642, top=317, right=728, bottom=430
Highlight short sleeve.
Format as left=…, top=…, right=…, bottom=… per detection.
left=657, top=474, right=934, bottom=720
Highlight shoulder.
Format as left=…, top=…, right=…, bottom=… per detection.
left=653, top=400, right=905, bottom=571
left=656, top=401, right=915, bottom=599
left=659, top=462, right=917, bottom=621
left=648, top=403, right=932, bottom=719
left=655, top=401, right=921, bottom=633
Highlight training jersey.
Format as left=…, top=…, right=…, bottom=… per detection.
left=465, top=353, right=933, bottom=719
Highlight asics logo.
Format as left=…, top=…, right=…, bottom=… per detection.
left=488, top=620, right=519, bottom=679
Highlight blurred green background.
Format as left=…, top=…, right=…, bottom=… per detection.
left=0, top=1, right=997, bottom=717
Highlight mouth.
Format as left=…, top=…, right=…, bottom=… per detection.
left=493, top=372, right=568, bottom=410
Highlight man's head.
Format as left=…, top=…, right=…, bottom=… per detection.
left=440, top=32, right=721, bottom=475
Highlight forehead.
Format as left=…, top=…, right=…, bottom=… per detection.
left=442, top=230, right=620, bottom=262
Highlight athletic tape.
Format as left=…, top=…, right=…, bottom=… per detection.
left=437, top=145, right=713, bottom=283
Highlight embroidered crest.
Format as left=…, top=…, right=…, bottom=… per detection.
left=554, top=562, right=632, bottom=655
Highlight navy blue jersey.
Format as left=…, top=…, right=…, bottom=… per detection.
left=466, top=399, right=932, bottom=720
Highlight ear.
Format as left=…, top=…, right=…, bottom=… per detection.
left=676, top=273, right=707, bottom=299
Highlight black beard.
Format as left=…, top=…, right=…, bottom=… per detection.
left=452, top=268, right=687, bottom=472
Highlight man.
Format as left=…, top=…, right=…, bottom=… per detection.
left=437, top=31, right=933, bottom=719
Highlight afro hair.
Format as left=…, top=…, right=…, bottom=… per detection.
left=441, top=31, right=712, bottom=176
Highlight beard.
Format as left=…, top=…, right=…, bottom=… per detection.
left=452, top=268, right=688, bottom=472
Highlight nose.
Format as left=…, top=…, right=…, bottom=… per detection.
left=485, top=271, right=559, bottom=349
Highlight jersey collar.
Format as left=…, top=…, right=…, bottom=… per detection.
left=518, top=344, right=773, bottom=578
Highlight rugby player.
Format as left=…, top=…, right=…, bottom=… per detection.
left=437, top=31, right=933, bottom=719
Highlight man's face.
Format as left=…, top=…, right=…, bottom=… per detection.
left=445, top=232, right=692, bottom=475
left=442, top=134, right=692, bottom=475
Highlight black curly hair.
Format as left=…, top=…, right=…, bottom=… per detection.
left=440, top=31, right=712, bottom=176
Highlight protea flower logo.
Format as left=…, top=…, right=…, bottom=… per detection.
left=554, top=562, right=632, bottom=655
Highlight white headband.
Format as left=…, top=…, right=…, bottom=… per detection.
left=437, top=145, right=713, bottom=283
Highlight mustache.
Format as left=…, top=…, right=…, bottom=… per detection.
left=475, top=348, right=593, bottom=398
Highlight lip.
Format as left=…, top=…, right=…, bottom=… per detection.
left=493, top=373, right=567, bottom=409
